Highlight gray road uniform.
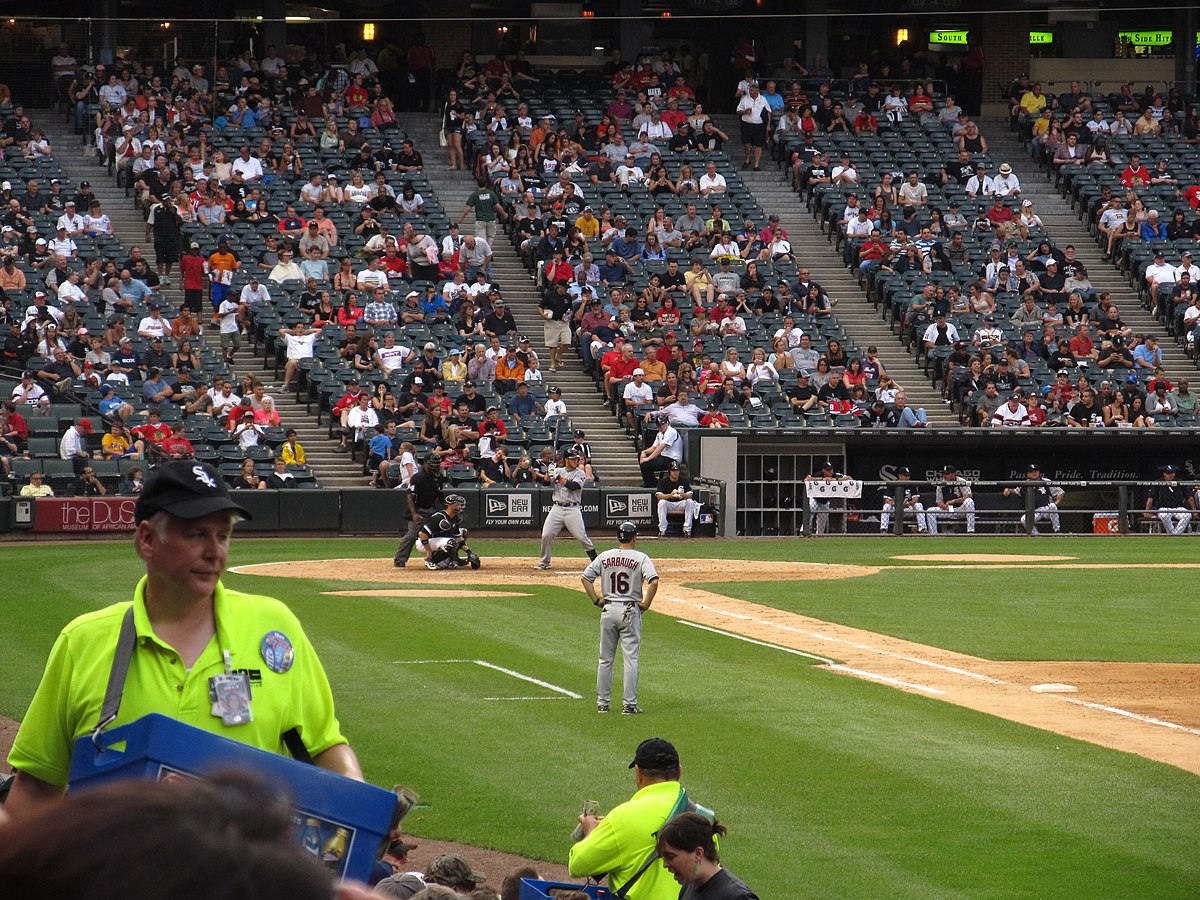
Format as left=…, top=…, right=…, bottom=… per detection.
left=537, top=458, right=596, bottom=568
left=583, top=548, right=659, bottom=709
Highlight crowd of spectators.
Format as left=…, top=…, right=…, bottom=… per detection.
left=775, top=71, right=1200, bottom=432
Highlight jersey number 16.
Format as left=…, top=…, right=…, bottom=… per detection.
left=608, top=571, right=631, bottom=595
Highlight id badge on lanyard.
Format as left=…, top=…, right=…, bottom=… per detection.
left=210, top=649, right=253, bottom=725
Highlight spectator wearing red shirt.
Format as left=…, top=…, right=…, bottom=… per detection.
left=332, top=379, right=369, bottom=452
left=986, top=196, right=1015, bottom=237
left=132, top=410, right=172, bottom=450
left=480, top=406, right=508, bottom=440
left=655, top=332, right=681, bottom=365
left=160, top=424, right=195, bottom=459
left=344, top=74, right=370, bottom=109
left=1120, top=153, right=1150, bottom=188
left=178, top=242, right=207, bottom=314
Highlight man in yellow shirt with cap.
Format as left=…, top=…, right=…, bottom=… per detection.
left=569, top=738, right=708, bottom=900
left=5, top=460, right=363, bottom=818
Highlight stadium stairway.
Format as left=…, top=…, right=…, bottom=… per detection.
left=405, top=113, right=645, bottom=484
left=981, top=120, right=1190, bottom=375
left=37, top=111, right=367, bottom=488
left=719, top=116, right=957, bottom=425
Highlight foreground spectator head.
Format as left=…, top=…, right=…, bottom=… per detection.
left=0, top=772, right=333, bottom=900
left=425, top=853, right=486, bottom=891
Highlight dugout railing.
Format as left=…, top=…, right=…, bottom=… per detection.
left=793, top=478, right=1199, bottom=537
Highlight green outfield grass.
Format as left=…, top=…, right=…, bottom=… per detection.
left=3, top=537, right=1199, bottom=897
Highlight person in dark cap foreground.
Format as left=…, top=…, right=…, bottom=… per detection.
left=569, top=738, right=711, bottom=900
left=424, top=852, right=488, bottom=892
left=5, top=460, right=364, bottom=819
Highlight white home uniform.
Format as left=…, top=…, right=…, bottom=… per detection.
left=1010, top=469, right=1064, bottom=534
left=537, top=454, right=596, bottom=568
left=582, top=541, right=658, bottom=710
left=655, top=468, right=700, bottom=536
left=930, top=470, right=976, bottom=534
left=880, top=473, right=928, bottom=533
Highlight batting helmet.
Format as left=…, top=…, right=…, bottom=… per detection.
left=445, top=494, right=466, bottom=507
left=617, top=521, right=638, bottom=542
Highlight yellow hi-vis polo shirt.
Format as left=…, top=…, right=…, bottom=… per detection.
left=568, top=780, right=683, bottom=900
left=9, top=576, right=348, bottom=788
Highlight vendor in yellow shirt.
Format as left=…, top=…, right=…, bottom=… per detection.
left=569, top=739, right=711, bottom=900
left=5, top=460, right=361, bottom=818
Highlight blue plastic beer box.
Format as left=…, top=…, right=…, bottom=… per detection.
left=520, top=879, right=611, bottom=899
left=68, top=713, right=398, bottom=882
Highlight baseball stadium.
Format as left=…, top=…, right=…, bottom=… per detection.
left=1, top=3, right=1199, bottom=898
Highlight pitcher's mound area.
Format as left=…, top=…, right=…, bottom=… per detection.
left=891, top=553, right=1078, bottom=563
left=233, top=557, right=881, bottom=584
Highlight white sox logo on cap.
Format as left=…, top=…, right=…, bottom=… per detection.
left=192, top=465, right=218, bottom=489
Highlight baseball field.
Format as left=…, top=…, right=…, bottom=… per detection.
left=4, top=534, right=1199, bottom=897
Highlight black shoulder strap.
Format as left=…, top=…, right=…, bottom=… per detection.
left=283, top=728, right=314, bottom=765
left=613, top=788, right=708, bottom=899
left=92, top=606, right=137, bottom=745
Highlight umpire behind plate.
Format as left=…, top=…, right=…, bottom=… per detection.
left=418, top=494, right=482, bottom=570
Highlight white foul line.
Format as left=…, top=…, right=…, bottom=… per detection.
left=677, top=618, right=943, bottom=694
left=827, top=665, right=945, bottom=695
left=473, top=660, right=583, bottom=699
left=392, top=659, right=582, bottom=700
left=673, top=599, right=1005, bottom=685
left=678, top=621, right=836, bottom=664
left=1045, top=695, right=1200, bottom=736
left=483, top=697, right=571, bottom=701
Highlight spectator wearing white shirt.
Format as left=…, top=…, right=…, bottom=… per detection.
left=922, top=312, right=960, bottom=350
left=735, top=81, right=771, bottom=170
left=137, top=303, right=173, bottom=339
left=48, top=227, right=77, bottom=258
left=544, top=385, right=569, bottom=419
left=374, top=331, right=411, bottom=374
left=1144, top=251, right=1176, bottom=299
left=56, top=270, right=87, bottom=305
left=56, top=202, right=85, bottom=236
left=239, top=276, right=272, bottom=307
left=616, top=154, right=647, bottom=187
left=356, top=257, right=389, bottom=291
left=964, top=165, right=995, bottom=198
left=230, top=146, right=264, bottom=182
left=992, top=394, right=1030, bottom=427
left=698, top=161, right=727, bottom=196
left=991, top=163, right=1021, bottom=197
left=898, top=171, right=928, bottom=206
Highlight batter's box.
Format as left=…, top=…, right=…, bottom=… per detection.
left=392, top=658, right=581, bottom=701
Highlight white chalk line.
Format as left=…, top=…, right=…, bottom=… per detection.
left=678, top=600, right=1006, bottom=685
left=483, top=697, right=571, bottom=701
left=472, top=661, right=583, bottom=699
left=678, top=618, right=943, bottom=694
left=1044, top=695, right=1200, bottom=736
left=827, top=665, right=945, bottom=695
left=678, top=621, right=836, bottom=664
left=392, top=659, right=583, bottom=700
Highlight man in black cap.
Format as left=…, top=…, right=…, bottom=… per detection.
left=569, top=737, right=710, bottom=899
left=930, top=464, right=975, bottom=534
left=1144, top=464, right=1195, bottom=534
left=880, top=466, right=928, bottom=534
left=1003, top=463, right=1065, bottom=534
left=394, top=454, right=442, bottom=567
left=5, top=460, right=364, bottom=818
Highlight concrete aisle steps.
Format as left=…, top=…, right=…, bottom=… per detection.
left=982, top=119, right=1190, bottom=376
left=407, top=113, right=645, bottom=485
left=36, top=109, right=368, bottom=487
left=716, top=116, right=958, bottom=426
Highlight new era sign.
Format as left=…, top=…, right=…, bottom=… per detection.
left=482, top=491, right=535, bottom=526
left=602, top=492, right=654, bottom=525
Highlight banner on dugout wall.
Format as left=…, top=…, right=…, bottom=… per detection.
left=31, top=497, right=138, bottom=532
left=805, top=479, right=864, bottom=499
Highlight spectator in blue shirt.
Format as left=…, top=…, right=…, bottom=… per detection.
left=598, top=250, right=631, bottom=286
left=421, top=289, right=449, bottom=318
left=1132, top=334, right=1163, bottom=369
left=610, top=227, right=642, bottom=262
left=505, top=381, right=542, bottom=422
left=118, top=269, right=153, bottom=305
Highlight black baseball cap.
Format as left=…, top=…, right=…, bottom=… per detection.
left=135, top=461, right=252, bottom=524
left=897, top=466, right=911, bottom=475
left=629, top=737, right=679, bottom=770
left=942, top=464, right=957, bottom=474
left=1027, top=463, right=1041, bottom=472
left=564, top=447, right=581, bottom=459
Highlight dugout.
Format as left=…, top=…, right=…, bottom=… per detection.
left=688, top=427, right=1200, bottom=537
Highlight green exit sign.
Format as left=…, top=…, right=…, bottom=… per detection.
left=1029, top=31, right=1053, bottom=45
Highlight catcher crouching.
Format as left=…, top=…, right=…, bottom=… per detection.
left=418, top=494, right=481, bottom=570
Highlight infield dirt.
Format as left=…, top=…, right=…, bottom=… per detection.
left=237, top=556, right=1200, bottom=775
